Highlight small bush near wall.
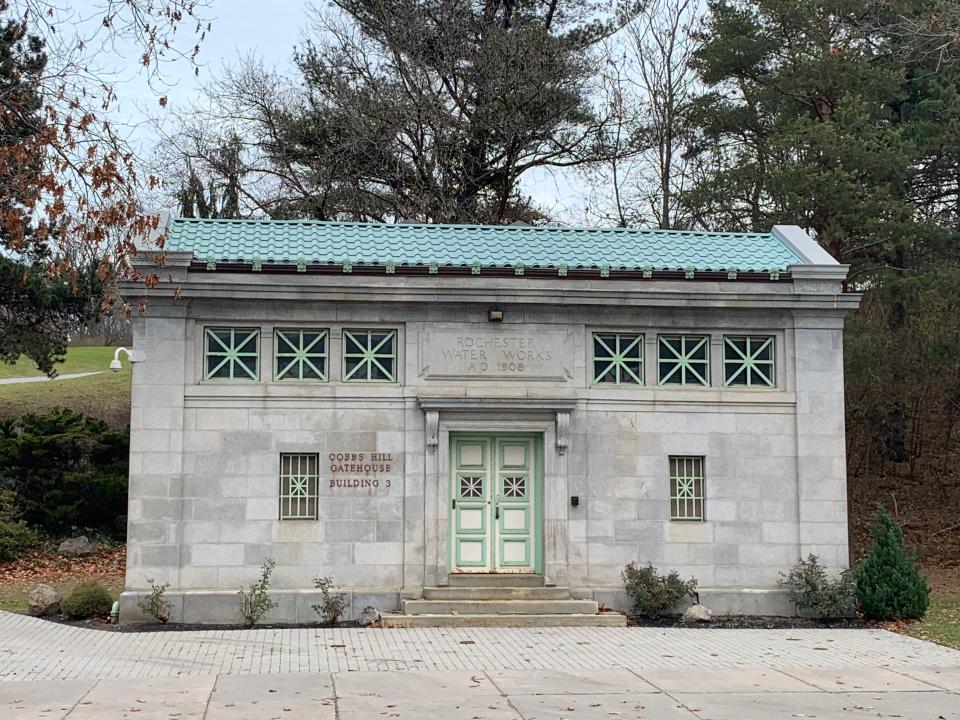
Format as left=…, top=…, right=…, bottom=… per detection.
left=137, top=579, right=171, bottom=623
left=0, top=490, right=38, bottom=562
left=239, top=559, right=277, bottom=627
left=312, top=576, right=347, bottom=625
left=622, top=562, right=698, bottom=618
left=857, top=505, right=930, bottom=621
left=0, top=409, right=128, bottom=538
left=779, top=554, right=857, bottom=619
left=61, top=582, right=114, bottom=619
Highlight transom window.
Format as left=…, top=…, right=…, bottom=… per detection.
left=670, top=456, right=705, bottom=521
left=343, top=329, right=397, bottom=382
left=658, top=335, right=709, bottom=386
left=204, top=328, right=260, bottom=381
left=592, top=333, right=644, bottom=384
left=279, top=453, right=319, bottom=520
left=274, top=328, right=329, bottom=381
left=723, top=335, right=775, bottom=387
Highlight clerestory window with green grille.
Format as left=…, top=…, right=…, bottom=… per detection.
left=669, top=456, right=705, bottom=521
left=658, top=335, right=710, bottom=386
left=274, top=328, right=329, bottom=381
left=204, top=327, right=260, bottom=381
left=723, top=336, right=775, bottom=387
left=279, top=453, right=319, bottom=520
left=592, top=333, right=644, bottom=384
left=342, top=329, right=397, bottom=382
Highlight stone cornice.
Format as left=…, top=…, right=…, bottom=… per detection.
left=121, top=271, right=860, bottom=314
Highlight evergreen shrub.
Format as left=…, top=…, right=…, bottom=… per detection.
left=622, top=562, right=697, bottom=618
left=856, top=505, right=930, bottom=620
left=0, top=409, right=128, bottom=537
left=61, top=582, right=114, bottom=619
left=0, top=490, right=37, bottom=562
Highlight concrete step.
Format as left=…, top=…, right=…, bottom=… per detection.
left=381, top=612, right=627, bottom=628
left=446, top=574, right=545, bottom=588
left=402, top=599, right=599, bottom=615
left=423, top=586, right=573, bottom=601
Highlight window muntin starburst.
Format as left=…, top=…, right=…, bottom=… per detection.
left=279, top=453, right=319, bottom=520
left=274, top=328, right=329, bottom=381
left=502, top=475, right=527, bottom=498
left=658, top=335, right=710, bottom=386
left=592, top=333, right=644, bottom=384
left=669, top=456, right=705, bottom=521
left=343, top=329, right=397, bottom=382
left=723, top=336, right=775, bottom=387
left=459, top=475, right=484, bottom=498
left=204, top=328, right=260, bottom=380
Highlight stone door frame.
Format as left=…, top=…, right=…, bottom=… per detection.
left=420, top=397, right=575, bottom=588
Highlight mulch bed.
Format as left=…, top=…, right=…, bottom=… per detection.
left=42, top=613, right=871, bottom=633
left=47, top=617, right=363, bottom=632
left=627, top=614, right=866, bottom=629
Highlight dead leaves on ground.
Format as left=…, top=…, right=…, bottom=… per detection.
left=0, top=544, right=125, bottom=588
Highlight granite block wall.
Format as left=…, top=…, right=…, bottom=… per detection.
left=121, top=294, right=851, bottom=622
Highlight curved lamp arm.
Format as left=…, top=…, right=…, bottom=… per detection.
left=109, top=347, right=141, bottom=371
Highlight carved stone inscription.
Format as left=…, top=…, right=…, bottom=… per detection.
left=420, top=326, right=573, bottom=381
left=327, top=451, right=399, bottom=491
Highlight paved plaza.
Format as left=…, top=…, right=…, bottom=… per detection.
left=1, top=612, right=958, bottom=719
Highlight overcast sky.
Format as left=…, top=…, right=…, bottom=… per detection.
left=106, top=0, right=588, bottom=222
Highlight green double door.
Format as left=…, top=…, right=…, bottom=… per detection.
left=450, top=433, right=541, bottom=574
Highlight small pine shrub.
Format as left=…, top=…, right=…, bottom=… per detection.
left=239, top=559, right=277, bottom=627
left=856, top=505, right=930, bottom=620
left=622, top=562, right=698, bottom=618
left=312, top=576, right=347, bottom=625
left=779, top=554, right=857, bottom=619
left=137, top=578, right=171, bottom=623
left=61, top=582, right=114, bottom=619
left=0, top=490, right=37, bottom=562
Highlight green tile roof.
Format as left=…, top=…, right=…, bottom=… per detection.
left=164, top=218, right=804, bottom=272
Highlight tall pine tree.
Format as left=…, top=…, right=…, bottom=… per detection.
left=684, top=0, right=920, bottom=270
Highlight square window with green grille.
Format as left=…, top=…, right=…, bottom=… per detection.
left=342, top=329, right=397, bottom=382
left=658, top=335, right=709, bottom=386
left=279, top=453, right=319, bottom=520
left=274, top=328, right=329, bottom=381
left=204, top=327, right=260, bottom=381
left=723, top=335, right=775, bottom=387
left=670, top=456, right=705, bottom=521
left=592, top=333, right=644, bottom=384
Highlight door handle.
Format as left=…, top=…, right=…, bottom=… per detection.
left=451, top=499, right=456, bottom=509
left=495, top=505, right=500, bottom=520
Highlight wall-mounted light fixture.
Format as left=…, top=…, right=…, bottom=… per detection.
left=108, top=347, right=142, bottom=372
left=488, top=307, right=503, bottom=323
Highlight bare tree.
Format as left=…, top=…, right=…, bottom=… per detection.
left=626, top=0, right=700, bottom=229
left=585, top=0, right=701, bottom=229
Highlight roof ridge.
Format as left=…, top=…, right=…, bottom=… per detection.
left=170, top=217, right=769, bottom=237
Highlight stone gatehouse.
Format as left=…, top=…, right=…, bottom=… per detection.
left=119, top=217, right=859, bottom=623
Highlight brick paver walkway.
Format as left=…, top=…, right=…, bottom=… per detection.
left=1, top=611, right=958, bottom=682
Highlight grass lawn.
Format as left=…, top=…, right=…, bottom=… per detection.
left=908, top=594, right=960, bottom=650
left=0, top=346, right=118, bottom=379
left=0, top=347, right=131, bottom=427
